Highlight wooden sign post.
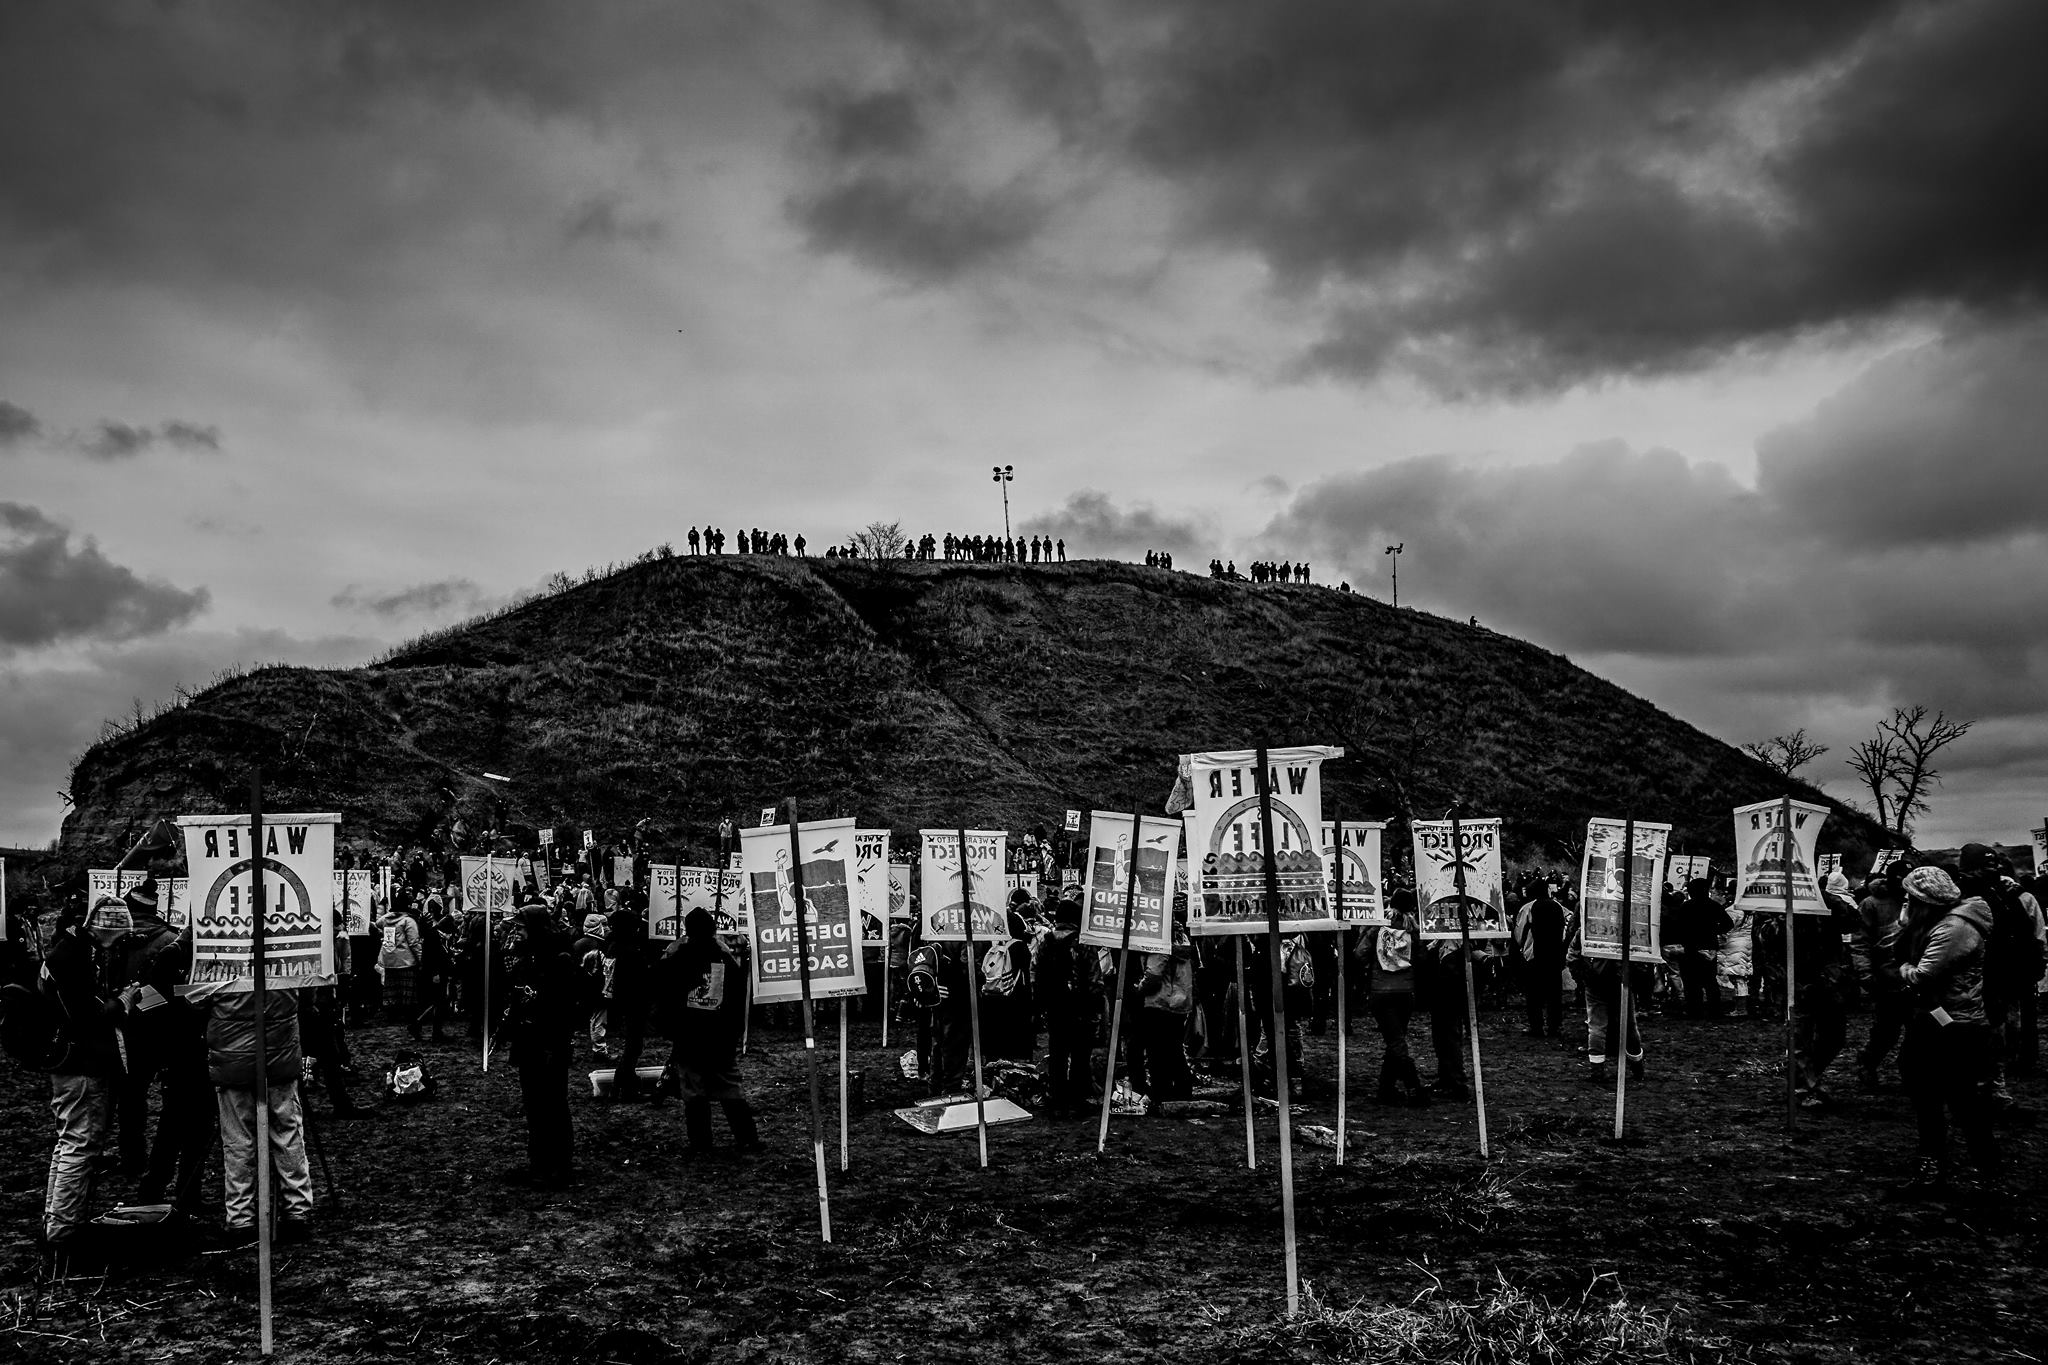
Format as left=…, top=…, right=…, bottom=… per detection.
left=1448, top=810, right=1490, bottom=1159
left=1097, top=806, right=1147, bottom=1153
left=1236, top=938, right=1256, bottom=1170
left=1613, top=816, right=1635, bottom=1141
left=956, top=827, right=990, bottom=1168
left=783, top=801, right=832, bottom=1242
left=249, top=772, right=276, bottom=1356
left=1253, top=748, right=1301, bottom=1317
left=1782, top=794, right=1798, bottom=1135
left=1330, top=794, right=1348, bottom=1166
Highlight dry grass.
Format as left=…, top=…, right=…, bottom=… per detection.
left=1221, top=1272, right=1753, bottom=1365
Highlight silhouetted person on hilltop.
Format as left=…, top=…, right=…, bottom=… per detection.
left=1056, top=538, right=1065, bottom=562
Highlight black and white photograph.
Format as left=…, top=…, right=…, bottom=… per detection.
left=2, top=2, right=2046, bottom=1360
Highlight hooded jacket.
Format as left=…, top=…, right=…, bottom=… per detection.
left=205, top=989, right=304, bottom=1087
left=1896, top=896, right=1994, bottom=1026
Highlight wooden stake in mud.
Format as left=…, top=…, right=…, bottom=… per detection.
left=880, top=887, right=892, bottom=1051
left=710, top=825, right=749, bottom=1057
left=957, top=827, right=990, bottom=1168
left=1330, top=796, right=1348, bottom=1166
left=839, top=1000, right=851, bottom=1173
left=1253, top=748, right=1301, bottom=1317
left=249, top=771, right=275, bottom=1356
left=1448, top=810, right=1490, bottom=1159
left=481, top=851, right=494, bottom=1073
left=1613, top=816, right=1635, bottom=1141
left=1097, top=806, right=1148, bottom=1153
left=1235, top=937, right=1257, bottom=1170
left=784, top=801, right=833, bottom=1242
left=1782, top=794, right=1798, bottom=1135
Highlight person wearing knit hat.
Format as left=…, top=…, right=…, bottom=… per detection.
left=1852, top=860, right=1910, bottom=1093
left=1893, top=862, right=2001, bottom=1195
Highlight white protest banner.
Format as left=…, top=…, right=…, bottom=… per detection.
left=524, top=856, right=550, bottom=894
left=1064, top=809, right=1082, bottom=833
left=855, top=829, right=891, bottom=948
left=88, top=869, right=147, bottom=906
left=1410, top=818, right=1509, bottom=941
left=539, top=827, right=555, bottom=847
left=611, top=856, right=634, bottom=888
left=647, top=864, right=746, bottom=939
left=1869, top=848, right=1904, bottom=875
left=1320, top=821, right=1388, bottom=925
left=917, top=829, right=1008, bottom=941
left=331, top=870, right=374, bottom=937
left=1816, top=852, right=1842, bottom=878
left=176, top=813, right=339, bottom=993
left=1665, top=854, right=1710, bottom=886
left=1732, top=798, right=1830, bottom=915
left=581, top=829, right=595, bottom=850
left=759, top=806, right=778, bottom=828
left=2032, top=826, right=2046, bottom=875
left=1578, top=820, right=1671, bottom=960
left=888, top=863, right=911, bottom=922
left=1078, top=810, right=1180, bottom=953
left=1004, top=872, right=1042, bottom=901
left=1186, top=747, right=1342, bottom=936
left=741, top=817, right=866, bottom=1004
left=160, top=877, right=191, bottom=930
left=458, top=856, right=522, bottom=916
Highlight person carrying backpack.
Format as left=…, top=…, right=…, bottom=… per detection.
left=376, top=897, right=423, bottom=1035
left=664, top=907, right=761, bottom=1154
left=35, top=896, right=131, bottom=1247
left=1033, top=889, right=1095, bottom=1116
left=1956, top=843, right=2045, bottom=1105
left=111, top=880, right=184, bottom=1176
left=1893, top=865, right=2001, bottom=1194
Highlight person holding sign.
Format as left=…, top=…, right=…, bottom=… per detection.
left=205, top=983, right=316, bottom=1245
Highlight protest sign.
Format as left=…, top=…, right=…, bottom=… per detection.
left=855, top=829, right=891, bottom=948
left=741, top=817, right=866, bottom=1004
left=917, top=829, right=1008, bottom=941
left=1732, top=798, right=1830, bottom=914
left=1319, top=821, right=1388, bottom=925
left=1665, top=854, right=1710, bottom=885
left=539, top=827, right=554, bottom=847
left=162, top=877, right=189, bottom=929
left=611, top=855, right=634, bottom=888
left=1064, top=809, right=1082, bottom=833
left=648, top=864, right=745, bottom=939
left=331, top=870, right=374, bottom=937
left=1410, top=818, right=1508, bottom=940
left=176, top=813, right=338, bottom=993
left=581, top=829, right=595, bottom=850
left=2032, top=826, right=2046, bottom=875
left=459, top=857, right=521, bottom=916
left=1185, top=746, right=1342, bottom=936
left=0, top=859, right=6, bottom=939
left=1004, top=872, right=1042, bottom=901
left=88, top=868, right=147, bottom=906
left=1816, top=852, right=1842, bottom=877
left=1578, top=819, right=1672, bottom=960
left=1078, top=810, right=1180, bottom=953
left=888, top=863, right=911, bottom=921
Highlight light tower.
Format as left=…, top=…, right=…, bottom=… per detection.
left=992, top=464, right=1014, bottom=539
left=1384, top=543, right=1403, bottom=608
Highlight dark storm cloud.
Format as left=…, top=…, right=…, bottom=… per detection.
left=791, top=173, right=1047, bottom=281
left=1756, top=325, right=2048, bottom=548
left=0, top=503, right=210, bottom=649
left=0, top=400, right=41, bottom=446
left=1019, top=489, right=1212, bottom=560
left=332, top=577, right=494, bottom=619
left=564, top=194, right=665, bottom=246
left=797, top=0, right=2048, bottom=391
left=73, top=419, right=221, bottom=460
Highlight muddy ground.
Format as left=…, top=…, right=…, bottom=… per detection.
left=2, top=998, right=2043, bottom=1364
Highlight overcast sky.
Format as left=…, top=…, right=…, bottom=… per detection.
left=4, top=1, right=2044, bottom=851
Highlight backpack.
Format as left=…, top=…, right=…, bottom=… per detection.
left=980, top=941, right=1023, bottom=998
left=1983, top=883, right=2046, bottom=1004
left=0, top=981, right=65, bottom=1071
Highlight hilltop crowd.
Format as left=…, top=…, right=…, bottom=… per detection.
left=13, top=818, right=2042, bottom=1260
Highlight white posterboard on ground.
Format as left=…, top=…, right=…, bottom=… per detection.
left=1185, top=746, right=1342, bottom=936
left=458, top=856, right=521, bottom=917
left=917, top=829, right=1009, bottom=941
left=1410, top=818, right=1509, bottom=941
left=332, top=870, right=374, bottom=936
left=1578, top=819, right=1672, bottom=960
left=1732, top=798, right=1830, bottom=915
left=1320, top=821, right=1388, bottom=925
left=175, top=813, right=339, bottom=993
left=1078, top=810, right=1180, bottom=953
left=741, top=816, right=867, bottom=1004
left=855, top=829, right=891, bottom=948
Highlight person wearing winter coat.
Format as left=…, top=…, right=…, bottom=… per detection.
left=1511, top=882, right=1571, bottom=1037
left=498, top=904, right=582, bottom=1187
left=38, top=898, right=130, bottom=1246
left=1132, top=915, right=1196, bottom=1101
left=1363, top=894, right=1429, bottom=1106
left=1666, top=880, right=1733, bottom=1020
left=1853, top=864, right=1909, bottom=1090
left=1892, top=865, right=2001, bottom=1193
left=204, top=984, right=315, bottom=1243
left=1569, top=907, right=1652, bottom=1085
left=375, top=899, right=423, bottom=1029
left=662, top=908, right=762, bottom=1153
left=1033, top=890, right=1096, bottom=1116
left=602, top=898, right=653, bottom=1101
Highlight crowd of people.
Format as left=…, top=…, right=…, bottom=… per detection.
left=1204, top=559, right=1314, bottom=583
left=12, top=828, right=2043, bottom=1258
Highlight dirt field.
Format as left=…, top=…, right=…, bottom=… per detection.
left=3, top=1000, right=2043, bottom=1364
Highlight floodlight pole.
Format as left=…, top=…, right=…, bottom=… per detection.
left=992, top=464, right=1014, bottom=540
left=1384, top=543, right=1403, bottom=608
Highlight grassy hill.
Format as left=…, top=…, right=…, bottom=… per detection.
left=56, top=554, right=1880, bottom=873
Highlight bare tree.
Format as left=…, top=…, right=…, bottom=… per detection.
left=1879, top=705, right=1972, bottom=839
left=1844, top=733, right=1905, bottom=830
left=849, top=520, right=905, bottom=560
left=1742, top=728, right=1830, bottom=778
